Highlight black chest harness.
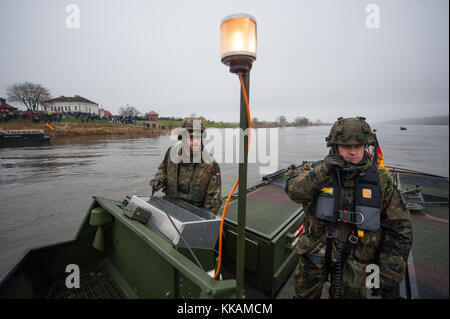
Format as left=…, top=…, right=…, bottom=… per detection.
left=314, top=163, right=381, bottom=296
left=315, top=163, right=381, bottom=232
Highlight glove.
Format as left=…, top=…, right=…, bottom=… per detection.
left=323, top=154, right=345, bottom=174
left=149, top=179, right=166, bottom=194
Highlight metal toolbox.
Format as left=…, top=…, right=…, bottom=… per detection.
left=131, top=196, right=221, bottom=249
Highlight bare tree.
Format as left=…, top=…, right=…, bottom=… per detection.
left=6, top=82, right=51, bottom=111
left=119, top=106, right=141, bottom=117
left=294, top=116, right=310, bottom=126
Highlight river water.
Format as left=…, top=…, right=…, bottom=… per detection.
left=0, top=125, right=448, bottom=276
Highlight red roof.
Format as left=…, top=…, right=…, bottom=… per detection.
left=0, top=98, right=17, bottom=110
left=104, top=110, right=113, bottom=117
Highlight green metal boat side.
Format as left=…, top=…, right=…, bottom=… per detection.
left=219, top=178, right=304, bottom=296
left=89, top=196, right=236, bottom=298
left=74, top=197, right=99, bottom=239
left=0, top=196, right=236, bottom=299
left=0, top=197, right=107, bottom=298
left=271, top=210, right=304, bottom=289
left=0, top=238, right=106, bottom=298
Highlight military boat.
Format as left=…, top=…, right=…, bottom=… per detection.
left=0, top=164, right=447, bottom=299
left=0, top=128, right=50, bottom=146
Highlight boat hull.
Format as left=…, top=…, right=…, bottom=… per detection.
left=0, top=197, right=236, bottom=299
left=0, top=134, right=50, bottom=147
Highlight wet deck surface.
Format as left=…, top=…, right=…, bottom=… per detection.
left=221, top=179, right=299, bottom=239
left=398, top=172, right=449, bottom=299
left=409, top=206, right=448, bottom=298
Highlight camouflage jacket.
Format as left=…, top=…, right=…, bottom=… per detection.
left=286, top=159, right=413, bottom=288
left=153, top=144, right=222, bottom=215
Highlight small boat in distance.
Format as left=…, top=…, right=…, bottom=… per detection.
left=400, top=126, right=407, bottom=130
left=0, top=128, right=50, bottom=146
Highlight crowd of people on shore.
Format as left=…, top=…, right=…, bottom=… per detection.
left=112, top=115, right=144, bottom=125
left=0, top=109, right=112, bottom=124
left=44, top=111, right=106, bottom=123
left=0, top=109, right=152, bottom=127
left=0, top=109, right=41, bottom=122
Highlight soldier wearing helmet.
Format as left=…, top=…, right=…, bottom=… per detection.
left=149, top=118, right=222, bottom=214
left=286, top=117, right=412, bottom=298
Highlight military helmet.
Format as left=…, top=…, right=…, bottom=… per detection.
left=177, top=118, right=205, bottom=140
left=180, top=118, right=205, bottom=134
left=326, top=116, right=376, bottom=147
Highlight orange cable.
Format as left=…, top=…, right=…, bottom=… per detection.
left=213, top=73, right=251, bottom=279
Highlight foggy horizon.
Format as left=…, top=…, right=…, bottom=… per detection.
left=1, top=0, right=448, bottom=124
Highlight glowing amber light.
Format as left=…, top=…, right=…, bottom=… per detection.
left=220, top=14, right=257, bottom=60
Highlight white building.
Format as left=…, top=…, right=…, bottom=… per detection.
left=41, top=95, right=99, bottom=114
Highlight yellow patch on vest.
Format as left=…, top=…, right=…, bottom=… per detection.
left=321, top=187, right=333, bottom=194
left=362, top=188, right=372, bottom=198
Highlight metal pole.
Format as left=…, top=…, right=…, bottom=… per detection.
left=236, top=72, right=249, bottom=299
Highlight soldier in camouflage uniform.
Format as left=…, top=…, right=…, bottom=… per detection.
left=286, top=117, right=412, bottom=299
left=149, top=118, right=222, bottom=215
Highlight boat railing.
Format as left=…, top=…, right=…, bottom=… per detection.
left=6, top=129, right=44, bottom=135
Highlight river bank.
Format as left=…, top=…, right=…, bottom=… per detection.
left=1, top=119, right=170, bottom=137
left=158, top=119, right=277, bottom=128
left=1, top=118, right=279, bottom=138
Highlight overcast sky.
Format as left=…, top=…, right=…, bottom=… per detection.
left=0, top=0, right=448, bottom=123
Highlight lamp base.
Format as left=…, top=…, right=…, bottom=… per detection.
left=221, top=55, right=255, bottom=74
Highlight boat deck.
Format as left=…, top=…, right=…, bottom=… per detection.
left=396, top=170, right=449, bottom=299
left=47, top=259, right=125, bottom=299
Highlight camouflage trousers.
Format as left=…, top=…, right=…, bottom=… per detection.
left=293, top=254, right=367, bottom=299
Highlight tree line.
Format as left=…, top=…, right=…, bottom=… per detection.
left=4, top=82, right=330, bottom=126
left=4, top=82, right=150, bottom=118
left=251, top=116, right=328, bottom=127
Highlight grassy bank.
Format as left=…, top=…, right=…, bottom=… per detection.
left=157, top=120, right=276, bottom=128
left=1, top=119, right=168, bottom=137
left=158, top=119, right=237, bottom=128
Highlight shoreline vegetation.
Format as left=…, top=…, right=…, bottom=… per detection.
left=1, top=118, right=170, bottom=138
left=158, top=119, right=278, bottom=129
left=1, top=118, right=282, bottom=138
left=1, top=115, right=335, bottom=140
left=4, top=115, right=447, bottom=140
